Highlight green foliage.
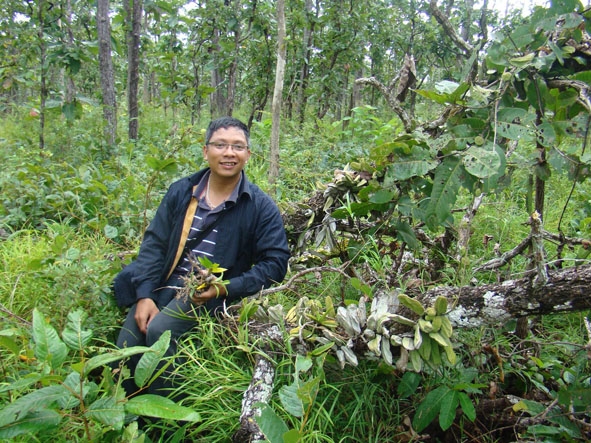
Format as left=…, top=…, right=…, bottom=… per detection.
left=256, top=354, right=326, bottom=443
left=406, top=369, right=484, bottom=433
left=0, top=309, right=199, bottom=441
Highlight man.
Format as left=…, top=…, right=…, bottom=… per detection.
left=113, top=117, right=290, bottom=397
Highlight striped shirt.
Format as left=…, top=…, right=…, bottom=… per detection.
left=172, top=171, right=241, bottom=276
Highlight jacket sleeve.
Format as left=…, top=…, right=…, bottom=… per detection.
left=131, top=183, right=184, bottom=302
left=225, top=195, right=290, bottom=303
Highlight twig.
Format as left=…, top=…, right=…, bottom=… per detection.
left=530, top=211, right=548, bottom=288
left=256, top=263, right=353, bottom=296
left=474, top=234, right=532, bottom=272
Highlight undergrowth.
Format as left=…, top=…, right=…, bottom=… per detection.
left=1, top=106, right=590, bottom=442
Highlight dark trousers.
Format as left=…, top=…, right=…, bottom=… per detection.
left=115, top=280, right=204, bottom=399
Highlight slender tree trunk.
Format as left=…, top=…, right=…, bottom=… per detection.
left=296, top=0, right=314, bottom=127
left=64, top=0, right=76, bottom=107
left=97, top=0, right=117, bottom=148
left=210, top=28, right=225, bottom=118
left=126, top=0, right=142, bottom=140
left=225, top=29, right=240, bottom=117
left=37, top=0, right=47, bottom=150
left=269, top=0, right=286, bottom=196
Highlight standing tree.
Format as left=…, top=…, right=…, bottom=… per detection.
left=97, top=0, right=117, bottom=148
left=37, top=0, right=48, bottom=150
left=269, top=0, right=286, bottom=195
left=125, top=0, right=142, bottom=140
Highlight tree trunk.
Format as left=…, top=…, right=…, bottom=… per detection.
left=296, top=0, right=314, bottom=127
left=64, top=0, right=76, bottom=108
left=210, top=28, right=226, bottom=118
left=232, top=325, right=282, bottom=443
left=415, top=264, right=591, bottom=327
left=37, top=0, right=47, bottom=150
left=126, top=0, right=142, bottom=140
left=268, top=0, right=286, bottom=196
left=225, top=29, right=241, bottom=117
left=97, top=0, right=117, bottom=148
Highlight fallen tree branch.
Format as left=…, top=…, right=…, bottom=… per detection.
left=416, top=263, right=591, bottom=327
left=232, top=324, right=283, bottom=443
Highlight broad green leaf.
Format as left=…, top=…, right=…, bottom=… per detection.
left=295, top=354, right=313, bottom=375
left=430, top=332, right=453, bottom=348
left=62, top=309, right=93, bottom=351
left=65, top=247, right=80, bottom=260
left=536, top=122, right=556, bottom=148
left=412, top=385, right=451, bottom=432
left=350, top=277, right=372, bottom=296
left=255, top=404, right=289, bottom=443
left=495, top=107, right=535, bottom=141
left=558, top=386, right=591, bottom=410
left=58, top=372, right=83, bottom=409
left=0, top=409, right=61, bottom=439
left=414, top=88, right=450, bottom=105
left=509, top=53, right=535, bottom=68
left=0, top=373, right=43, bottom=394
left=0, top=331, right=20, bottom=355
left=409, top=349, right=423, bottom=372
left=434, top=297, right=448, bottom=315
left=425, top=156, right=464, bottom=230
left=385, top=157, right=438, bottom=181
left=298, top=377, right=321, bottom=410
left=104, top=224, right=119, bottom=239
left=145, top=156, right=178, bottom=174
left=397, top=371, right=421, bottom=399
left=0, top=385, right=68, bottom=428
left=397, top=294, right=425, bottom=316
left=279, top=383, right=304, bottom=417
left=458, top=392, right=477, bottom=422
left=463, top=147, right=502, bottom=178
left=369, top=189, right=396, bottom=204
left=32, top=309, right=68, bottom=369
left=125, top=394, right=200, bottom=421
left=86, top=395, right=125, bottom=430
left=310, top=342, right=335, bottom=356
left=283, top=429, right=303, bottom=443
left=395, top=221, right=420, bottom=250
left=135, top=330, right=171, bottom=388
left=439, top=390, right=459, bottom=430
left=82, top=345, right=152, bottom=377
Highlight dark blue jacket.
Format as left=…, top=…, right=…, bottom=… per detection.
left=113, top=169, right=290, bottom=312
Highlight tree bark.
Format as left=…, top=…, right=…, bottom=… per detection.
left=268, top=0, right=286, bottom=196
left=125, top=0, right=142, bottom=140
left=97, top=0, right=117, bottom=147
left=210, top=27, right=226, bottom=118
left=232, top=325, right=282, bottom=443
left=37, top=0, right=47, bottom=150
left=415, top=264, right=591, bottom=328
left=296, top=0, right=314, bottom=127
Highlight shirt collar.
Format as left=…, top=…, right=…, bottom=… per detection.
left=192, top=170, right=244, bottom=208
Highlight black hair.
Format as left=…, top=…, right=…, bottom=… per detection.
left=205, top=117, right=250, bottom=146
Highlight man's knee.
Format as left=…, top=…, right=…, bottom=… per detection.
left=145, top=314, right=171, bottom=345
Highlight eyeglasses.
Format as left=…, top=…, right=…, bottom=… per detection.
left=206, top=142, right=249, bottom=152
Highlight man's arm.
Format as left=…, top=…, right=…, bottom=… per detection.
left=225, top=196, right=290, bottom=303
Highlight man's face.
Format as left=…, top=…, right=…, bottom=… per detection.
left=203, top=126, right=251, bottom=180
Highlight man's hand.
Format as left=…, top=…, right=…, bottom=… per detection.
left=135, top=298, right=160, bottom=334
left=190, top=283, right=227, bottom=305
